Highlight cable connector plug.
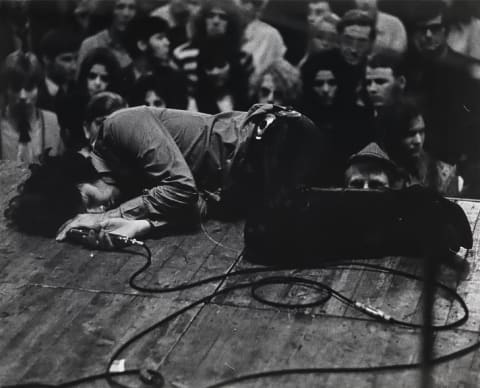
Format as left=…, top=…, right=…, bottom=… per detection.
left=354, top=301, right=392, bottom=322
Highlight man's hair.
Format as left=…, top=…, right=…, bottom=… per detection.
left=5, top=152, right=100, bottom=237
left=84, top=91, right=127, bottom=124
left=409, top=0, right=446, bottom=26
left=366, top=49, right=405, bottom=77
left=337, top=9, right=376, bottom=41
left=126, top=16, right=170, bottom=58
left=40, top=28, right=82, bottom=60
left=1, top=50, right=44, bottom=91
left=252, top=58, right=303, bottom=106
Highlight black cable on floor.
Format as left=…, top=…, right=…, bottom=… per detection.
left=4, top=244, right=476, bottom=388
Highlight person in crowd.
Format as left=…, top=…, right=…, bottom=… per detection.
left=404, top=0, right=480, bottom=195
left=251, top=58, right=302, bottom=107
left=0, top=51, right=63, bottom=163
left=352, top=0, right=407, bottom=55
left=59, top=47, right=123, bottom=150
left=172, top=0, right=253, bottom=102
left=37, top=28, right=82, bottom=114
left=72, top=0, right=94, bottom=39
left=130, top=73, right=182, bottom=109
left=364, top=50, right=406, bottom=116
left=195, top=48, right=250, bottom=113
left=377, top=97, right=459, bottom=196
left=125, top=16, right=189, bottom=109
left=334, top=9, right=377, bottom=106
left=344, top=141, right=399, bottom=190
left=307, top=0, right=332, bottom=26
left=77, top=0, right=138, bottom=70
left=238, top=0, right=286, bottom=84
left=298, top=10, right=340, bottom=69
left=444, top=0, right=480, bottom=60
left=150, top=0, right=200, bottom=50
left=6, top=92, right=328, bottom=246
left=301, top=50, right=374, bottom=185
left=301, top=50, right=339, bottom=128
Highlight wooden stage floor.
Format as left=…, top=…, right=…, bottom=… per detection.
left=2, top=160, right=480, bottom=388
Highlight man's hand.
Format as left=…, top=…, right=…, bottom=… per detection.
left=56, top=213, right=106, bottom=241
left=56, top=215, right=151, bottom=249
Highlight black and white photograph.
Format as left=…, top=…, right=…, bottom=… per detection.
left=1, top=0, right=480, bottom=387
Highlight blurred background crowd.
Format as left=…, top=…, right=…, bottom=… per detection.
left=2, top=0, right=480, bottom=197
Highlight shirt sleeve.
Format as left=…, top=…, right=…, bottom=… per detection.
left=97, top=107, right=199, bottom=228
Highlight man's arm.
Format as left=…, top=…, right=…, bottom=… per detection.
left=57, top=107, right=199, bottom=243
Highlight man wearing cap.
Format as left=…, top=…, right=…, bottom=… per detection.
left=344, top=142, right=400, bottom=190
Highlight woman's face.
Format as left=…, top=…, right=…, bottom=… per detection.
left=87, top=64, right=110, bottom=97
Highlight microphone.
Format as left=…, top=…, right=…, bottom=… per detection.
left=66, top=228, right=145, bottom=248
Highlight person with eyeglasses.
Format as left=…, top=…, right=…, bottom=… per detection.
left=404, top=0, right=480, bottom=197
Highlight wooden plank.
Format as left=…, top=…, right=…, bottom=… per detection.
left=0, top=285, right=202, bottom=387
left=159, top=304, right=430, bottom=388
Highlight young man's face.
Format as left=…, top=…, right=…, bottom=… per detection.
left=412, top=14, right=447, bottom=58
left=112, top=0, right=137, bottom=32
left=51, top=52, right=78, bottom=84
left=258, top=73, right=284, bottom=105
left=205, top=7, right=228, bottom=37
left=307, top=1, right=331, bottom=26
left=340, top=24, right=373, bottom=66
left=400, top=114, right=426, bottom=159
left=365, top=66, right=402, bottom=107
left=87, top=64, right=110, bottom=97
left=148, top=32, right=170, bottom=62
left=345, top=163, right=390, bottom=189
left=310, top=20, right=338, bottom=52
left=313, top=69, right=337, bottom=107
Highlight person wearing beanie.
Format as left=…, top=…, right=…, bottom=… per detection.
left=344, top=141, right=400, bottom=189
left=0, top=51, right=64, bottom=163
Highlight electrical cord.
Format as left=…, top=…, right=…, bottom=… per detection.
left=4, top=245, right=476, bottom=388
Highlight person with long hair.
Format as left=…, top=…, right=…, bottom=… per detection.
left=59, top=47, right=123, bottom=150
left=0, top=50, right=63, bottom=163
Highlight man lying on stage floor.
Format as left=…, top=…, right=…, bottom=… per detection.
left=6, top=92, right=330, bottom=249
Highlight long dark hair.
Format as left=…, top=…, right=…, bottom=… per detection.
left=77, top=47, right=123, bottom=97
left=5, top=151, right=100, bottom=237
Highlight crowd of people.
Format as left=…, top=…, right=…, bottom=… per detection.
left=2, top=0, right=480, bottom=245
